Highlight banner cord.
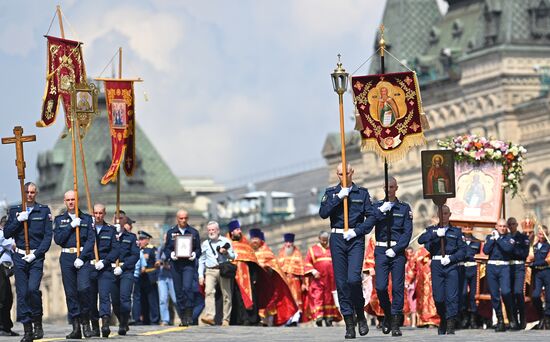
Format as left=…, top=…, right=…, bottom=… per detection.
left=97, top=49, right=120, bottom=79
left=350, top=48, right=380, bottom=76
left=45, top=9, right=57, bottom=36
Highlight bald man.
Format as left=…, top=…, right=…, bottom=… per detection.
left=53, top=190, right=96, bottom=338
left=483, top=218, right=518, bottom=332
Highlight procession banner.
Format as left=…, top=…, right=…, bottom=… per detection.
left=37, top=36, right=86, bottom=129
left=351, top=71, right=426, bottom=163
left=100, top=80, right=135, bottom=184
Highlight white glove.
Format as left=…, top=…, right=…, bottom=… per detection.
left=74, top=258, right=84, bottom=269
left=385, top=248, right=396, bottom=258
left=114, top=223, right=121, bottom=233
left=189, top=251, right=196, bottom=261
left=70, top=218, right=81, bottom=228
left=311, top=269, right=319, bottom=277
left=441, top=255, right=451, bottom=266
left=343, top=229, right=357, bottom=241
left=170, top=251, right=178, bottom=260
left=491, top=230, right=500, bottom=240
left=337, top=187, right=350, bottom=199
left=436, top=228, right=446, bottom=237
left=22, top=253, right=36, bottom=263
left=95, top=260, right=104, bottom=270
left=17, top=211, right=29, bottom=222
left=114, top=266, right=123, bottom=276
left=379, top=201, right=394, bottom=213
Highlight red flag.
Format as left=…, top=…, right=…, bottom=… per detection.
left=351, top=71, right=426, bottom=163
left=101, top=80, right=135, bottom=184
left=37, top=36, right=86, bottom=129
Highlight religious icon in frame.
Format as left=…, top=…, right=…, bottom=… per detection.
left=111, top=99, right=127, bottom=128
left=175, top=235, right=193, bottom=258
left=448, top=161, right=503, bottom=227
left=421, top=150, right=456, bottom=200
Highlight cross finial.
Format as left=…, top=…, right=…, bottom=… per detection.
left=2, top=126, right=36, bottom=180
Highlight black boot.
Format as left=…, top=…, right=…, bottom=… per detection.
left=505, top=306, right=519, bottom=330
left=391, top=314, right=402, bottom=337
left=118, top=312, right=129, bottom=335
left=178, top=310, right=187, bottom=327
left=382, top=314, right=391, bottom=334
left=81, top=314, right=93, bottom=338
left=495, top=313, right=505, bottom=332
left=315, top=318, right=323, bottom=327
left=20, top=322, right=34, bottom=342
left=66, top=317, right=82, bottom=339
left=470, top=312, right=479, bottom=329
left=438, top=319, right=446, bottom=335
left=343, top=315, right=356, bottom=339
left=101, top=316, right=111, bottom=338
left=32, top=316, right=44, bottom=339
left=90, top=320, right=100, bottom=337
left=324, top=317, right=333, bottom=327
left=460, top=311, right=469, bottom=329
left=518, top=310, right=526, bottom=330
left=447, top=317, right=456, bottom=335
left=356, top=312, right=369, bottom=336
left=544, top=315, right=550, bottom=330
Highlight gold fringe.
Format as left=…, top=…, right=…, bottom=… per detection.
left=360, top=133, right=426, bottom=164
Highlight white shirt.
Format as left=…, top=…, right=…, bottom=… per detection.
left=0, top=229, right=14, bottom=265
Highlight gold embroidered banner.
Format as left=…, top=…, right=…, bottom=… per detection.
left=37, top=36, right=86, bottom=129
left=351, top=71, right=426, bottom=163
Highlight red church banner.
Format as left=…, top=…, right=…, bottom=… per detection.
left=100, top=80, right=135, bottom=184
left=37, top=36, right=86, bottom=129
left=351, top=71, right=426, bottom=163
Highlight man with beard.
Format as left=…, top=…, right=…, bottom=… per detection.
left=53, top=190, right=95, bottom=339
left=277, top=233, right=305, bottom=321
left=304, top=231, right=340, bottom=327
left=507, top=217, right=529, bottom=329
left=249, top=228, right=298, bottom=326
left=227, top=220, right=262, bottom=325
left=4, top=182, right=52, bottom=341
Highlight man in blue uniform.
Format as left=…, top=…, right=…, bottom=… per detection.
left=88, top=204, right=119, bottom=337
left=111, top=213, right=139, bottom=335
left=530, top=225, right=550, bottom=329
left=459, top=226, right=481, bottom=329
left=482, top=218, right=518, bottom=332
left=507, top=217, right=529, bottom=329
left=418, top=205, right=466, bottom=335
left=138, top=230, right=160, bottom=325
left=53, top=190, right=95, bottom=339
left=164, top=209, right=201, bottom=326
left=319, top=163, right=384, bottom=339
left=4, top=182, right=52, bottom=341
left=366, top=177, right=412, bottom=337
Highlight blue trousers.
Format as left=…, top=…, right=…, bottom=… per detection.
left=329, top=233, right=365, bottom=316
left=140, top=273, right=160, bottom=324
left=12, top=253, right=44, bottom=323
left=131, top=276, right=141, bottom=322
left=431, top=261, right=459, bottom=319
left=532, top=269, right=550, bottom=316
left=374, top=247, right=405, bottom=315
left=111, top=271, right=134, bottom=319
left=170, top=261, right=196, bottom=315
left=486, top=264, right=511, bottom=315
left=510, top=264, right=525, bottom=318
left=461, top=264, right=477, bottom=312
left=60, top=253, right=91, bottom=319
left=90, top=267, right=115, bottom=319
left=158, top=277, right=176, bottom=323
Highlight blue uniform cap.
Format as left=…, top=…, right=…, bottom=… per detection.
left=283, top=233, right=295, bottom=243
left=249, top=228, right=262, bottom=240
left=228, top=219, right=241, bottom=232
left=138, top=230, right=152, bottom=239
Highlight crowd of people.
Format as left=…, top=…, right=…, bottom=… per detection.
left=0, top=168, right=549, bottom=340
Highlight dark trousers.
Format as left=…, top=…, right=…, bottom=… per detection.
left=486, top=264, right=512, bottom=315
left=0, top=264, right=14, bottom=331
left=140, top=273, right=159, bottom=324
left=532, top=269, right=550, bottom=316
left=374, top=247, right=405, bottom=315
left=131, top=276, right=141, bottom=322
left=431, top=261, right=459, bottom=319
left=329, top=233, right=365, bottom=316
left=461, top=264, right=478, bottom=312
left=90, top=267, right=115, bottom=319
left=510, top=264, right=525, bottom=319
left=170, top=261, right=196, bottom=315
left=112, top=271, right=134, bottom=320
left=60, top=253, right=91, bottom=319
left=12, top=253, right=44, bottom=323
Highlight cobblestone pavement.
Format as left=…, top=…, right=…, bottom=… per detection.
left=4, top=323, right=548, bottom=342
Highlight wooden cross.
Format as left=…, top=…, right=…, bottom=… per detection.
left=2, top=126, right=36, bottom=254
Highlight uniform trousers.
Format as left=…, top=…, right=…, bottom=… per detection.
left=431, top=261, right=459, bottom=319
left=111, top=271, right=134, bottom=320
left=90, top=267, right=115, bottom=319
left=59, top=253, right=91, bottom=319
left=532, top=268, right=550, bottom=316
left=486, top=264, right=512, bottom=315
left=374, top=247, right=405, bottom=315
left=12, top=253, right=43, bottom=323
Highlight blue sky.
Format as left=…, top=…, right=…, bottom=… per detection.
left=0, top=0, right=391, bottom=203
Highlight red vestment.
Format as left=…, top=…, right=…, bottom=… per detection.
left=278, top=246, right=305, bottom=312
left=414, top=248, right=439, bottom=327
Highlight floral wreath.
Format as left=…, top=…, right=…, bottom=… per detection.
left=437, top=134, right=527, bottom=197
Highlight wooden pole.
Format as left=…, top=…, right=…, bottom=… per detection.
left=2, top=127, right=36, bottom=254
left=116, top=47, right=122, bottom=223
left=338, top=91, right=349, bottom=232
left=56, top=5, right=65, bottom=39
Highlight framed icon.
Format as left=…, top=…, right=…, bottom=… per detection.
left=421, top=150, right=456, bottom=200
left=175, top=235, right=193, bottom=258
left=111, top=99, right=127, bottom=128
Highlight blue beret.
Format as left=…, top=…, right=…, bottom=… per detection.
left=138, top=230, right=152, bottom=239
left=283, top=233, right=295, bottom=243
left=249, top=228, right=262, bottom=239
left=227, top=219, right=241, bottom=232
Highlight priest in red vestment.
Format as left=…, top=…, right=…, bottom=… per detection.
left=277, top=233, right=305, bottom=319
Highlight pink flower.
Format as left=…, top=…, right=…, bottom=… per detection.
left=475, top=150, right=486, bottom=160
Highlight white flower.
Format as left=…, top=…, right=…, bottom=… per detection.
left=508, top=174, right=515, bottom=180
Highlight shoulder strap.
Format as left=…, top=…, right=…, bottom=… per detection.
left=208, top=240, right=218, bottom=258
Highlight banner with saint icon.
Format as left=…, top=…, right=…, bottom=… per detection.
left=351, top=71, right=426, bottom=163
left=37, top=36, right=87, bottom=129
left=100, top=80, right=136, bottom=184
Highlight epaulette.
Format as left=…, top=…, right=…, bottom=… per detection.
left=375, top=200, right=384, bottom=205
left=358, top=186, right=369, bottom=192
left=9, top=205, right=21, bottom=211
left=326, top=186, right=337, bottom=191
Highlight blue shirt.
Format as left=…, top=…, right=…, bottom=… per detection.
left=134, top=250, right=147, bottom=278
left=532, top=242, right=550, bottom=267
left=53, top=210, right=95, bottom=262
left=116, top=231, right=139, bottom=272
left=198, top=236, right=236, bottom=277
left=419, top=225, right=467, bottom=263
left=483, top=234, right=514, bottom=261
left=0, top=229, right=14, bottom=265
left=367, top=199, right=413, bottom=253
